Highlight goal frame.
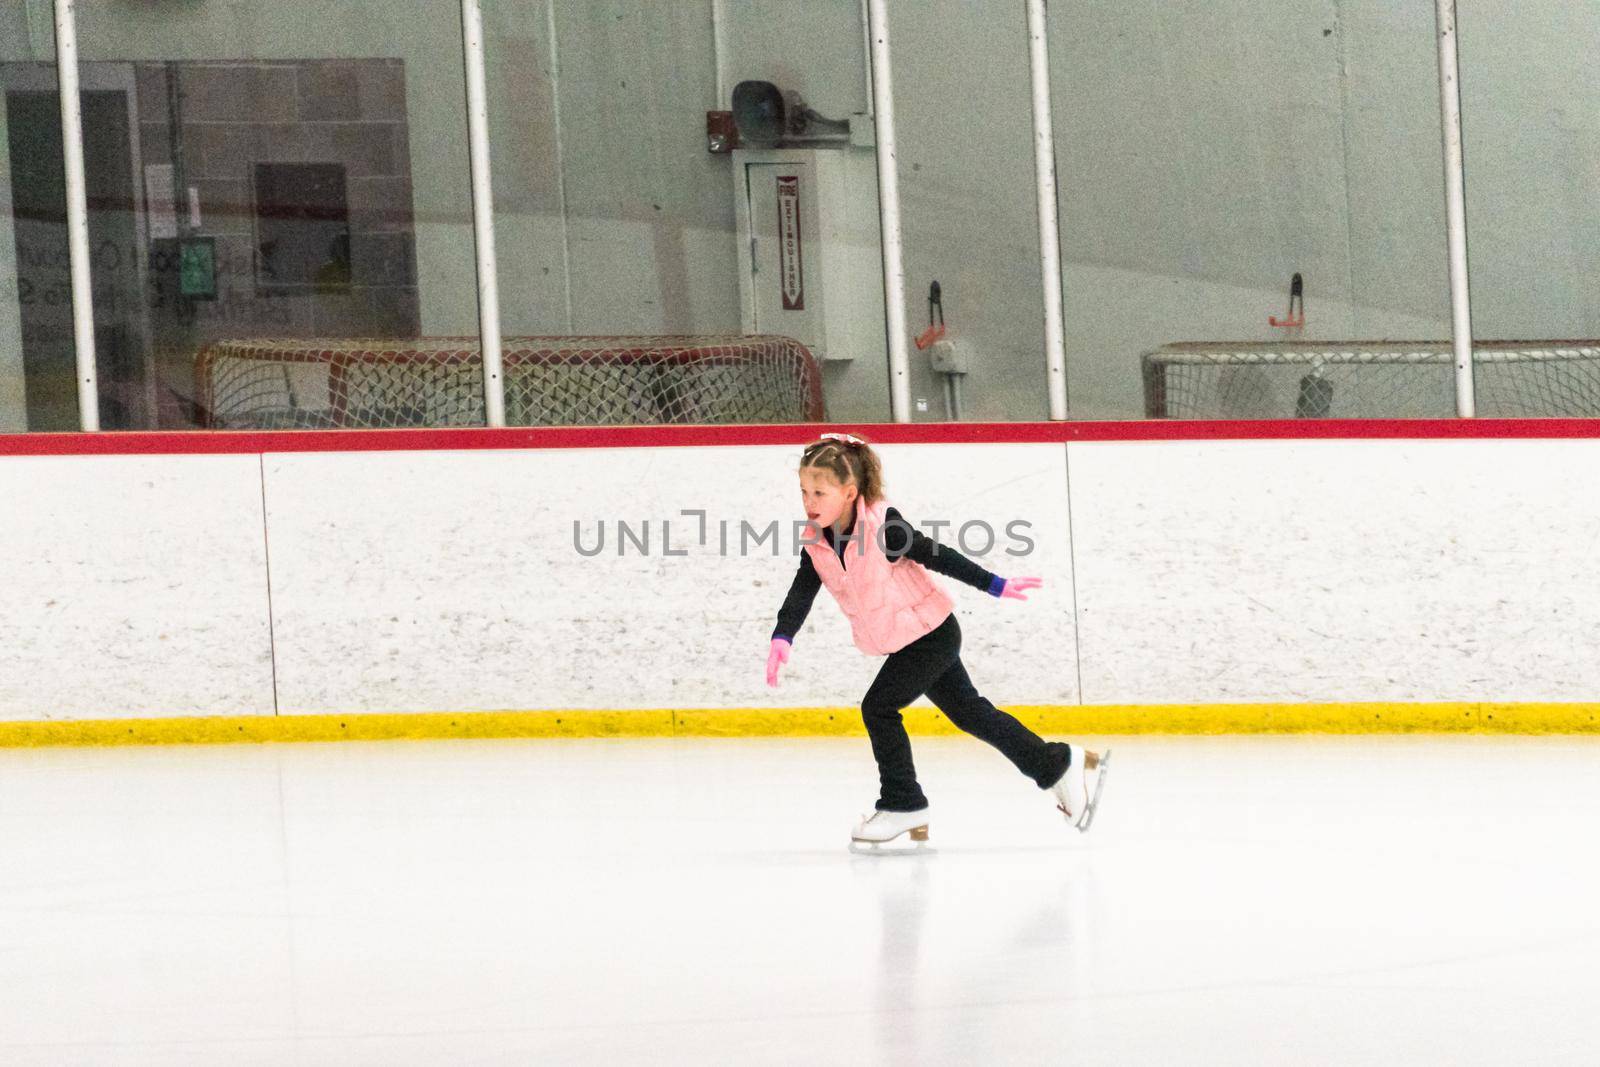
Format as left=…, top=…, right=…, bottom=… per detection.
left=1142, top=339, right=1600, bottom=419
left=194, top=334, right=827, bottom=429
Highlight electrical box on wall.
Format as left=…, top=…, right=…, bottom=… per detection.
left=732, top=148, right=885, bottom=363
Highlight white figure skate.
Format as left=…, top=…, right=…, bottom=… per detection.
left=1051, top=744, right=1112, bottom=833
left=849, top=807, right=932, bottom=854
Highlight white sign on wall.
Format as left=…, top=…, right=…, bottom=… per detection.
left=144, top=164, right=178, bottom=240
left=776, top=175, right=804, bottom=311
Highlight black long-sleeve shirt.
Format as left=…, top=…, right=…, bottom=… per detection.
left=771, top=506, right=1005, bottom=644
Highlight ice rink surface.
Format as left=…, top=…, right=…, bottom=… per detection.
left=2, top=734, right=1597, bottom=1066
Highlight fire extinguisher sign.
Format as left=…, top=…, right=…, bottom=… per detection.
left=776, top=176, right=804, bottom=310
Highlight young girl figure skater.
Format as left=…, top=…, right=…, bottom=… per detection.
left=765, top=432, right=1110, bottom=851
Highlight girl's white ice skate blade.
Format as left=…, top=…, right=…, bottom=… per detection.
left=848, top=807, right=932, bottom=854
left=1050, top=745, right=1112, bottom=833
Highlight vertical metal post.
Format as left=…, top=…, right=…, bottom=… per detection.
left=710, top=0, right=729, bottom=107
left=1026, top=0, right=1068, bottom=420
left=545, top=0, right=575, bottom=332
left=859, top=0, right=874, bottom=115
left=52, top=0, right=99, bottom=431
left=866, top=0, right=912, bottom=423
left=461, top=0, right=506, bottom=427
left=1435, top=0, right=1476, bottom=417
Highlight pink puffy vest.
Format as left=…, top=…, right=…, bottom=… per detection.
left=804, top=497, right=954, bottom=656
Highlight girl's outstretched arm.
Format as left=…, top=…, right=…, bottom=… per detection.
left=771, top=551, right=821, bottom=644
left=767, top=554, right=820, bottom=687
left=885, top=508, right=1042, bottom=599
left=883, top=506, right=1017, bottom=596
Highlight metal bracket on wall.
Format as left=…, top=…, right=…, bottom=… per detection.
left=914, top=280, right=945, bottom=350
left=1269, top=272, right=1305, bottom=329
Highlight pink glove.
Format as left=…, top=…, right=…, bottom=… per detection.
left=1000, top=576, right=1043, bottom=601
left=766, top=637, right=792, bottom=687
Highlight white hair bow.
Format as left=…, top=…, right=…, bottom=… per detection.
left=819, top=432, right=864, bottom=445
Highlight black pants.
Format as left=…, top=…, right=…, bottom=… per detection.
left=862, top=613, right=1072, bottom=811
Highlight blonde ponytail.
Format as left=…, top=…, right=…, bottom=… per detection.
left=799, top=432, right=885, bottom=504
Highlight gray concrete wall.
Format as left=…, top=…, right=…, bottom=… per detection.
left=484, top=0, right=740, bottom=339
left=1051, top=0, right=1453, bottom=418
left=1458, top=2, right=1600, bottom=339
left=889, top=0, right=1051, bottom=421
left=481, top=0, right=1464, bottom=421
left=481, top=0, right=894, bottom=422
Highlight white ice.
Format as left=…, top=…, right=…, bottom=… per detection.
left=2, top=735, right=1597, bottom=1066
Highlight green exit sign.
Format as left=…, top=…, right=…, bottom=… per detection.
left=178, top=236, right=216, bottom=300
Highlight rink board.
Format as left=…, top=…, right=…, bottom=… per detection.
left=3, top=421, right=1600, bottom=738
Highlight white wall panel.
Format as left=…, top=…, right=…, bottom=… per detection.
left=263, top=442, right=1074, bottom=715
left=12, top=435, right=1600, bottom=722
left=1069, top=439, right=1600, bottom=703
left=0, top=454, right=273, bottom=719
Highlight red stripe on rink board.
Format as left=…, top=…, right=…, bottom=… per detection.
left=6, top=419, right=1600, bottom=456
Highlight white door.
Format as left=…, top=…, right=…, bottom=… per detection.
left=746, top=161, right=823, bottom=358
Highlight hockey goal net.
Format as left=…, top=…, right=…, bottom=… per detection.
left=1143, top=341, right=1600, bottom=418
left=195, top=335, right=825, bottom=429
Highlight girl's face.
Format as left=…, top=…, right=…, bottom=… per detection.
left=799, top=466, right=859, bottom=532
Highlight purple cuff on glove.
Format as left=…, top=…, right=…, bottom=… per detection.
left=986, top=575, right=1006, bottom=597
